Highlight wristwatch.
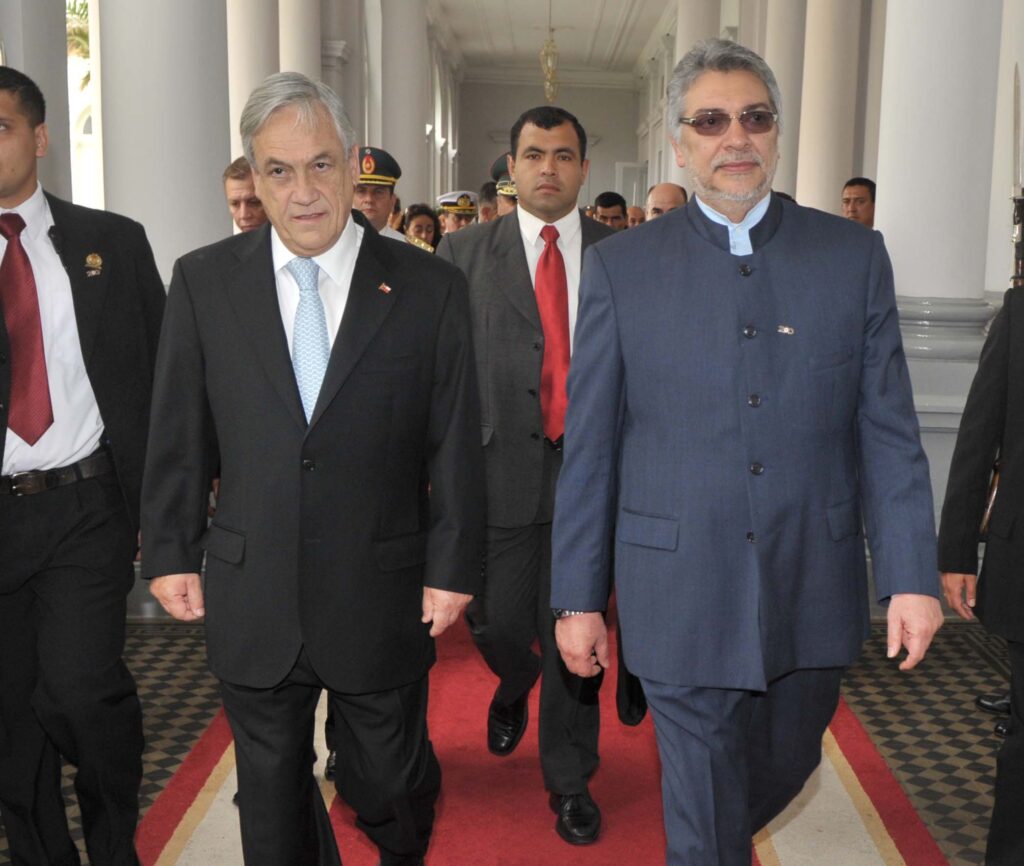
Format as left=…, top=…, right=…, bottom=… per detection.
left=551, top=609, right=594, bottom=619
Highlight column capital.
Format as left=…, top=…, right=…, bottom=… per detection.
left=897, top=296, right=995, bottom=361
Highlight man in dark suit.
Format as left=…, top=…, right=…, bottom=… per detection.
left=939, top=286, right=1024, bottom=866
left=551, top=40, right=943, bottom=865
left=436, top=106, right=613, bottom=846
left=0, top=67, right=164, bottom=865
left=141, top=73, right=484, bottom=866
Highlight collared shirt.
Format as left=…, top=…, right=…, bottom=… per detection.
left=271, top=215, right=364, bottom=355
left=516, top=204, right=584, bottom=351
left=2, top=183, right=104, bottom=474
left=695, top=193, right=771, bottom=256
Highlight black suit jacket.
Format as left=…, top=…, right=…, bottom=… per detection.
left=141, top=214, right=486, bottom=692
left=0, top=193, right=165, bottom=530
left=939, top=286, right=1024, bottom=641
left=436, top=210, right=614, bottom=527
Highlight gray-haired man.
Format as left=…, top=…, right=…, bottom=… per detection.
left=141, top=72, right=485, bottom=865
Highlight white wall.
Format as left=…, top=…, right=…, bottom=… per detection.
left=458, top=82, right=638, bottom=209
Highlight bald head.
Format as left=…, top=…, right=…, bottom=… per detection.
left=645, top=183, right=687, bottom=220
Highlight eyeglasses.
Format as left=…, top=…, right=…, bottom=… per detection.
left=678, top=109, right=778, bottom=136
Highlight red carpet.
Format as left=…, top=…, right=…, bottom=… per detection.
left=136, top=620, right=946, bottom=865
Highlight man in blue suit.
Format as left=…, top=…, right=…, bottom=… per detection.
left=550, top=39, right=943, bottom=865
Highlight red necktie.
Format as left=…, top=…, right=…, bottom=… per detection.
left=536, top=224, right=570, bottom=441
left=0, top=213, right=53, bottom=445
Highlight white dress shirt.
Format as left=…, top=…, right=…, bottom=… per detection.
left=694, top=192, right=771, bottom=256
left=271, top=215, right=364, bottom=354
left=2, top=183, right=104, bottom=474
left=516, top=204, right=584, bottom=352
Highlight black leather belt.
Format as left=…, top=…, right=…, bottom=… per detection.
left=0, top=448, right=114, bottom=496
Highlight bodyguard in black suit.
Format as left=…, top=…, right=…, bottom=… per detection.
left=939, top=285, right=1024, bottom=866
left=436, top=106, right=613, bottom=845
left=0, top=68, right=164, bottom=864
left=141, top=73, right=484, bottom=866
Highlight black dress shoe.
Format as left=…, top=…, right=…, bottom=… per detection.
left=995, top=718, right=1011, bottom=737
left=487, top=693, right=528, bottom=756
left=325, top=750, right=337, bottom=781
left=976, top=693, right=1012, bottom=715
left=549, top=790, right=601, bottom=845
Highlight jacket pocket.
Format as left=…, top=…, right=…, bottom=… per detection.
left=616, top=509, right=679, bottom=551
left=827, top=499, right=861, bottom=541
left=376, top=531, right=428, bottom=571
left=202, top=523, right=245, bottom=564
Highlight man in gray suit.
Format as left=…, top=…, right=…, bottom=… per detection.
left=436, top=106, right=613, bottom=846
left=551, top=40, right=943, bottom=865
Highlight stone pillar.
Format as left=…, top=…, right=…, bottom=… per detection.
left=874, top=0, right=1002, bottom=515
left=279, top=0, right=321, bottom=80
left=227, top=0, right=278, bottom=160
left=379, top=0, right=430, bottom=203
left=323, top=0, right=363, bottom=137
left=668, top=0, right=720, bottom=188
left=0, top=0, right=72, bottom=199
left=762, top=0, right=806, bottom=197
left=96, top=0, right=230, bottom=280
left=794, top=0, right=863, bottom=212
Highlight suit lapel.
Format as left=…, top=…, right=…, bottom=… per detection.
left=491, top=211, right=541, bottom=331
left=223, top=227, right=308, bottom=431
left=307, top=227, right=396, bottom=428
left=46, top=195, right=108, bottom=364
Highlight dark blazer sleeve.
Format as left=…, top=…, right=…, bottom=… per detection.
left=937, top=290, right=1013, bottom=574
left=423, top=265, right=486, bottom=595
left=140, top=257, right=217, bottom=578
left=127, top=219, right=167, bottom=368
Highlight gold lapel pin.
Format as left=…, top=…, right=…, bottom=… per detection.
left=378, top=282, right=392, bottom=294
left=777, top=325, right=795, bottom=335
left=85, top=252, right=103, bottom=277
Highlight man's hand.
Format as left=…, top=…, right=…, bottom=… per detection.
left=421, top=587, right=473, bottom=638
left=555, top=612, right=609, bottom=678
left=940, top=572, right=977, bottom=621
left=886, top=593, right=943, bottom=671
left=150, top=573, right=205, bottom=621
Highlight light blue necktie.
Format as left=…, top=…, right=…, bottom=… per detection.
left=287, top=257, right=330, bottom=422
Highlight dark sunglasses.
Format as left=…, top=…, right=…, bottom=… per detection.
left=679, top=109, right=778, bottom=137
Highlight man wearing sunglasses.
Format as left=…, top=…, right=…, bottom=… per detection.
left=551, top=38, right=942, bottom=865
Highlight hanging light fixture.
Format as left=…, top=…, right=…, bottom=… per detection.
left=539, top=0, right=558, bottom=103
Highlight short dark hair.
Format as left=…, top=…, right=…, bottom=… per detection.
left=510, top=106, right=587, bottom=161
left=594, top=191, right=626, bottom=213
left=223, top=155, right=254, bottom=183
left=843, top=177, right=876, bottom=202
left=479, top=181, right=497, bottom=206
left=403, top=203, right=442, bottom=241
left=0, top=67, right=46, bottom=127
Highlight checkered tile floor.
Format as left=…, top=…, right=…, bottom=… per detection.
left=0, top=621, right=1009, bottom=864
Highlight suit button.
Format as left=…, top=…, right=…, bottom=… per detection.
left=533, top=342, right=542, bottom=351
left=530, top=432, right=540, bottom=440
left=746, top=531, right=756, bottom=542
left=302, top=459, right=316, bottom=471
left=527, top=388, right=537, bottom=396
left=749, top=462, right=764, bottom=475
left=739, top=264, right=752, bottom=276
left=743, top=325, right=757, bottom=338
left=747, top=394, right=761, bottom=407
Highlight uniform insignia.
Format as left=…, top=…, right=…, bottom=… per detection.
left=362, top=153, right=376, bottom=175
left=457, top=194, right=472, bottom=209
left=85, top=252, right=103, bottom=277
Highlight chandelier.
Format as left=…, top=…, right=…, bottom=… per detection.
left=539, top=0, right=558, bottom=103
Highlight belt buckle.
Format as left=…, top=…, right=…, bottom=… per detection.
left=8, top=471, right=38, bottom=496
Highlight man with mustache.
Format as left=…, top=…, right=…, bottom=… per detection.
left=436, top=106, right=613, bottom=846
left=551, top=39, right=942, bottom=865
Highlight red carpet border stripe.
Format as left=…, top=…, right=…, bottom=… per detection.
left=135, top=708, right=234, bottom=865
left=829, top=697, right=949, bottom=866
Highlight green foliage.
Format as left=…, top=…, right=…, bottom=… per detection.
left=66, top=0, right=90, bottom=90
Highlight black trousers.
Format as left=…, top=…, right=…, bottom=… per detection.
left=466, top=519, right=602, bottom=794
left=987, top=639, right=1024, bottom=865
left=641, top=667, right=843, bottom=866
left=0, top=473, right=143, bottom=866
left=220, top=648, right=440, bottom=866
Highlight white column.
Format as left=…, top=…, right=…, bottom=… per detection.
left=668, top=0, right=720, bottom=188
left=737, top=0, right=766, bottom=54
left=324, top=0, right=364, bottom=137
left=227, top=0, right=278, bottom=160
left=984, top=0, right=1024, bottom=304
left=762, top=0, right=806, bottom=197
left=0, top=0, right=72, bottom=199
left=97, top=0, right=230, bottom=280
left=279, top=0, right=321, bottom=80
left=379, top=0, right=430, bottom=203
left=794, top=0, right=863, bottom=212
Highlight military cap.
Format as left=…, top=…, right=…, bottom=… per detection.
left=490, top=153, right=517, bottom=198
left=437, top=190, right=478, bottom=215
left=358, top=146, right=401, bottom=187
